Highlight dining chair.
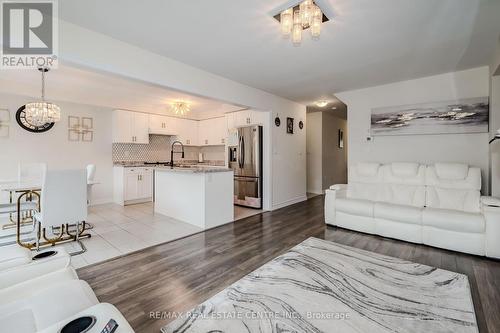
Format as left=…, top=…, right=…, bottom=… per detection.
left=32, top=169, right=91, bottom=254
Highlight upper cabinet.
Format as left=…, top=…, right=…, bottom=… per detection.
left=149, top=114, right=177, bottom=135
left=175, top=118, right=199, bottom=146
left=113, top=109, right=246, bottom=146
left=113, top=110, right=150, bottom=144
left=226, top=110, right=267, bottom=130
left=198, top=117, right=226, bottom=146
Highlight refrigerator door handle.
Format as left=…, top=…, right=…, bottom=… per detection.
left=238, top=135, right=243, bottom=169
left=241, top=135, right=245, bottom=168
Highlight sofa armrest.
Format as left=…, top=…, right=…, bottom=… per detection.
left=482, top=196, right=500, bottom=258
left=481, top=196, right=500, bottom=207
left=329, top=184, right=348, bottom=191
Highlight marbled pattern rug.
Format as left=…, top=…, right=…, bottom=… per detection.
left=162, top=237, right=477, bottom=333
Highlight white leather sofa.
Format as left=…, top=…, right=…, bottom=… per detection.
left=0, top=246, right=71, bottom=289
left=325, top=162, right=500, bottom=258
left=0, top=245, right=136, bottom=332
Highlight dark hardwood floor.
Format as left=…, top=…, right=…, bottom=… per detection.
left=78, top=195, right=500, bottom=333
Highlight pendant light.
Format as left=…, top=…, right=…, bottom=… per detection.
left=25, top=68, right=61, bottom=127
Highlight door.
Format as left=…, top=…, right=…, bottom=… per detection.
left=235, top=126, right=261, bottom=177
left=113, top=110, right=134, bottom=143
left=134, top=113, right=150, bottom=144
left=125, top=170, right=140, bottom=201
left=138, top=168, right=153, bottom=199
left=234, top=176, right=261, bottom=208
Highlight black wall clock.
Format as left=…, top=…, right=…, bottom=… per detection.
left=16, top=105, right=55, bottom=133
left=299, top=121, right=304, bottom=129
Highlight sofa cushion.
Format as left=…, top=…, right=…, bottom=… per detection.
left=336, top=198, right=374, bottom=217
left=379, top=163, right=426, bottom=207
left=426, top=164, right=481, bottom=212
left=374, top=202, right=423, bottom=225
left=422, top=207, right=485, bottom=233
left=435, top=163, right=469, bottom=180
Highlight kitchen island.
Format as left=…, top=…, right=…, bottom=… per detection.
left=154, top=166, right=234, bottom=229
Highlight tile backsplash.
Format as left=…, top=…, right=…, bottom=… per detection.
left=112, top=135, right=225, bottom=164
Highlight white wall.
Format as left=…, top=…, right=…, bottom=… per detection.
left=337, top=67, right=490, bottom=193
left=0, top=93, right=113, bottom=204
left=59, top=20, right=307, bottom=210
left=306, top=112, right=322, bottom=194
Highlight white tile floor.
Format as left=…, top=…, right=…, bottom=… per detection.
left=0, top=202, right=264, bottom=269
left=0, top=202, right=203, bottom=269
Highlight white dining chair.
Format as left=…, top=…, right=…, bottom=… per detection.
left=33, top=169, right=90, bottom=254
left=86, top=164, right=96, bottom=206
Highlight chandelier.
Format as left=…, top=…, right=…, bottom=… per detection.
left=171, top=101, right=190, bottom=115
left=25, top=68, right=61, bottom=126
left=276, top=0, right=328, bottom=46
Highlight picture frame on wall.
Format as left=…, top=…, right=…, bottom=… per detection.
left=338, top=129, right=344, bottom=148
left=287, top=117, right=294, bottom=134
left=0, top=109, right=10, bottom=138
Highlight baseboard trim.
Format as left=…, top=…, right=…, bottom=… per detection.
left=272, top=195, right=308, bottom=210
left=89, top=197, right=113, bottom=206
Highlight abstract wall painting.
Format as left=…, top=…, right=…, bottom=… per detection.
left=370, top=97, right=489, bottom=136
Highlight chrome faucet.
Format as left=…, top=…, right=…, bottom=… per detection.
left=170, top=140, right=185, bottom=168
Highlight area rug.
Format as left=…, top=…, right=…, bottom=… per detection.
left=162, top=237, right=478, bottom=333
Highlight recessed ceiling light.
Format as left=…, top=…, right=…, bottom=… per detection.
left=331, top=106, right=337, bottom=110
left=315, top=100, right=328, bottom=107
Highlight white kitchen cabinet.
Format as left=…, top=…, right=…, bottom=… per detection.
left=175, top=118, right=198, bottom=146
left=149, top=114, right=177, bottom=135
left=225, top=110, right=267, bottom=131
left=112, top=110, right=150, bottom=144
left=113, top=166, right=153, bottom=206
left=198, top=117, right=226, bottom=146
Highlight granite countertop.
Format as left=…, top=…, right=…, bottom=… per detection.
left=155, top=166, right=232, bottom=173
left=114, top=161, right=225, bottom=168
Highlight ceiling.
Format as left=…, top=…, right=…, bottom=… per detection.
left=58, top=0, right=500, bottom=106
left=0, top=65, right=245, bottom=119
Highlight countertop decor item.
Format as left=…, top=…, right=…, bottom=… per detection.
left=163, top=237, right=477, bottom=333
left=24, top=67, right=61, bottom=127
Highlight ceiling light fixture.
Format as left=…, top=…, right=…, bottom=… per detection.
left=275, top=0, right=329, bottom=46
left=315, top=100, right=329, bottom=107
left=25, top=68, right=61, bottom=127
left=171, top=101, right=190, bottom=115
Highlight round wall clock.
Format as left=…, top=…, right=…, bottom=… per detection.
left=275, top=116, right=281, bottom=127
left=16, top=105, right=55, bottom=133
left=299, top=121, right=304, bottom=129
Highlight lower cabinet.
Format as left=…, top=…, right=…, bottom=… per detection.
left=114, top=166, right=153, bottom=206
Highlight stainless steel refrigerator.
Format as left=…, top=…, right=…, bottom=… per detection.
left=228, top=125, right=263, bottom=209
